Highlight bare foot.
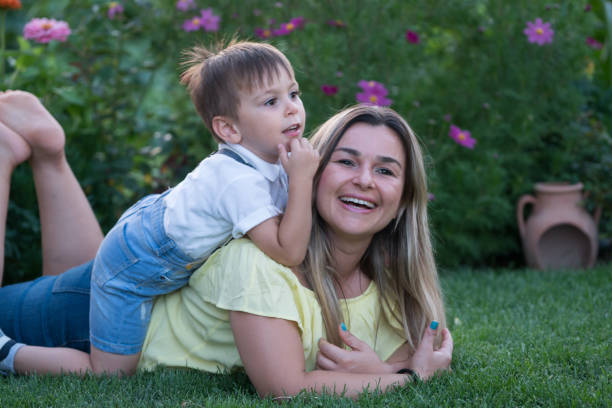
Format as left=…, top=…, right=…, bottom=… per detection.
left=0, top=90, right=65, bottom=160
left=0, top=121, right=31, bottom=170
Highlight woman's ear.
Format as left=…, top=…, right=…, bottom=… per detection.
left=212, top=116, right=242, bottom=144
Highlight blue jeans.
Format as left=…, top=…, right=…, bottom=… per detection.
left=90, top=191, right=202, bottom=354
left=0, top=261, right=92, bottom=352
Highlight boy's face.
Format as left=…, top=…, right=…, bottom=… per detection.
left=233, top=68, right=306, bottom=163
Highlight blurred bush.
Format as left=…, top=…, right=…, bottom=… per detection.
left=1, top=0, right=609, bottom=283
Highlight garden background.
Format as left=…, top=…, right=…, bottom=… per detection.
left=2, top=0, right=612, bottom=284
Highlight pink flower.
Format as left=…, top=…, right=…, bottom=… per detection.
left=290, top=16, right=305, bottom=29
left=356, top=80, right=392, bottom=107
left=182, top=16, right=201, bottom=31
left=274, top=22, right=296, bottom=36
left=523, top=18, right=554, bottom=45
left=199, top=8, right=220, bottom=32
left=586, top=37, right=603, bottom=49
left=428, top=193, right=435, bottom=201
left=23, top=18, right=71, bottom=43
left=176, top=0, right=195, bottom=12
left=585, top=4, right=592, bottom=11
left=327, top=19, right=346, bottom=28
left=321, top=84, right=338, bottom=95
left=182, top=8, right=220, bottom=32
left=255, top=27, right=274, bottom=39
left=107, top=2, right=123, bottom=19
left=405, top=30, right=420, bottom=44
left=449, top=125, right=476, bottom=149
left=272, top=17, right=305, bottom=36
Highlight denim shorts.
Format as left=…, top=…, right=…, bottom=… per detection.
left=90, top=191, right=203, bottom=355
left=0, top=261, right=92, bottom=352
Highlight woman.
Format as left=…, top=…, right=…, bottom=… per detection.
left=0, top=91, right=452, bottom=398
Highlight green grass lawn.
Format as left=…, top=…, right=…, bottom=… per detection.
left=1, top=264, right=610, bottom=407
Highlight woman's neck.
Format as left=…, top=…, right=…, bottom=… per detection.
left=329, top=234, right=372, bottom=298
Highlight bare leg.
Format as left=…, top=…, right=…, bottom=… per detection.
left=0, top=121, right=31, bottom=285
left=14, top=345, right=140, bottom=377
left=0, top=91, right=103, bottom=277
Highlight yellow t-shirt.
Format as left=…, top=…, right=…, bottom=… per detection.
left=138, top=238, right=405, bottom=373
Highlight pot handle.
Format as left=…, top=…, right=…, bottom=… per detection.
left=583, top=191, right=602, bottom=226
left=517, top=194, right=536, bottom=239
left=594, top=205, right=602, bottom=226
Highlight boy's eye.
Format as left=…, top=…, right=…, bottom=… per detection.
left=264, top=98, right=277, bottom=106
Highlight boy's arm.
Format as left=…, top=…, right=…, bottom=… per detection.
left=247, top=138, right=319, bottom=266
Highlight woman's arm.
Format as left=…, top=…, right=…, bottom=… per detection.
left=231, top=311, right=418, bottom=399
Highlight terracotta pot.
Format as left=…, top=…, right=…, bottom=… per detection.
left=517, top=182, right=601, bottom=270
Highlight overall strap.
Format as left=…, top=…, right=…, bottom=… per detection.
left=217, top=148, right=255, bottom=169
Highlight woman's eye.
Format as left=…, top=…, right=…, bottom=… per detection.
left=290, top=90, right=301, bottom=99
left=265, top=98, right=277, bottom=106
left=376, top=167, right=395, bottom=176
left=337, top=159, right=354, bottom=166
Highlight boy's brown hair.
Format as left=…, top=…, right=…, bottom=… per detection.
left=181, top=39, right=295, bottom=142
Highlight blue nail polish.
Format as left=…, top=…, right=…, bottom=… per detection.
left=341, top=322, right=347, bottom=331
left=430, top=321, right=439, bottom=330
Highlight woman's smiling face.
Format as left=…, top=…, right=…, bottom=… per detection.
left=315, top=122, right=406, bottom=243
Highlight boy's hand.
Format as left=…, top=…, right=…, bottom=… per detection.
left=278, top=138, right=320, bottom=181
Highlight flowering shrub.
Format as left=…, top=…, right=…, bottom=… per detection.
left=0, top=0, right=609, bottom=281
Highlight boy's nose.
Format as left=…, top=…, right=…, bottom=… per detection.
left=285, top=99, right=299, bottom=116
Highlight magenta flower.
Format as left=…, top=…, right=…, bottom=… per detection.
left=405, top=30, right=420, bottom=44
left=23, top=18, right=71, bottom=43
left=327, top=19, right=346, bottom=28
left=290, top=16, right=305, bottom=29
left=107, top=2, right=123, bottom=19
left=585, top=4, right=592, bottom=11
left=356, top=80, right=392, bottom=107
left=586, top=37, right=603, bottom=49
left=449, top=125, right=476, bottom=149
left=176, top=0, right=195, bottom=12
left=523, top=18, right=554, bottom=45
left=428, top=193, right=435, bottom=201
left=255, top=27, right=274, bottom=39
left=182, top=9, right=220, bottom=32
left=199, top=8, right=220, bottom=32
left=443, top=114, right=452, bottom=122
left=321, top=84, right=338, bottom=95
left=274, top=22, right=296, bottom=36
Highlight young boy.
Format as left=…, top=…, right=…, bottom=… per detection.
left=0, top=40, right=319, bottom=376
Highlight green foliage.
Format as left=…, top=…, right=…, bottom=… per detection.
left=1, top=0, right=610, bottom=282
left=1, top=264, right=610, bottom=406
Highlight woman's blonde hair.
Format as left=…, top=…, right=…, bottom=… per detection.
left=302, top=104, right=446, bottom=351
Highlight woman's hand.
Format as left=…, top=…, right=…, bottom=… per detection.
left=315, top=324, right=393, bottom=374
left=408, top=323, right=453, bottom=380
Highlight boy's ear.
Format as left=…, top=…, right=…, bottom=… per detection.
left=212, top=116, right=242, bottom=144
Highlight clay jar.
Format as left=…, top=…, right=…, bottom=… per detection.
left=517, top=182, right=601, bottom=270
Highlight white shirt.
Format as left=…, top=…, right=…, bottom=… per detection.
left=163, top=143, right=288, bottom=260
